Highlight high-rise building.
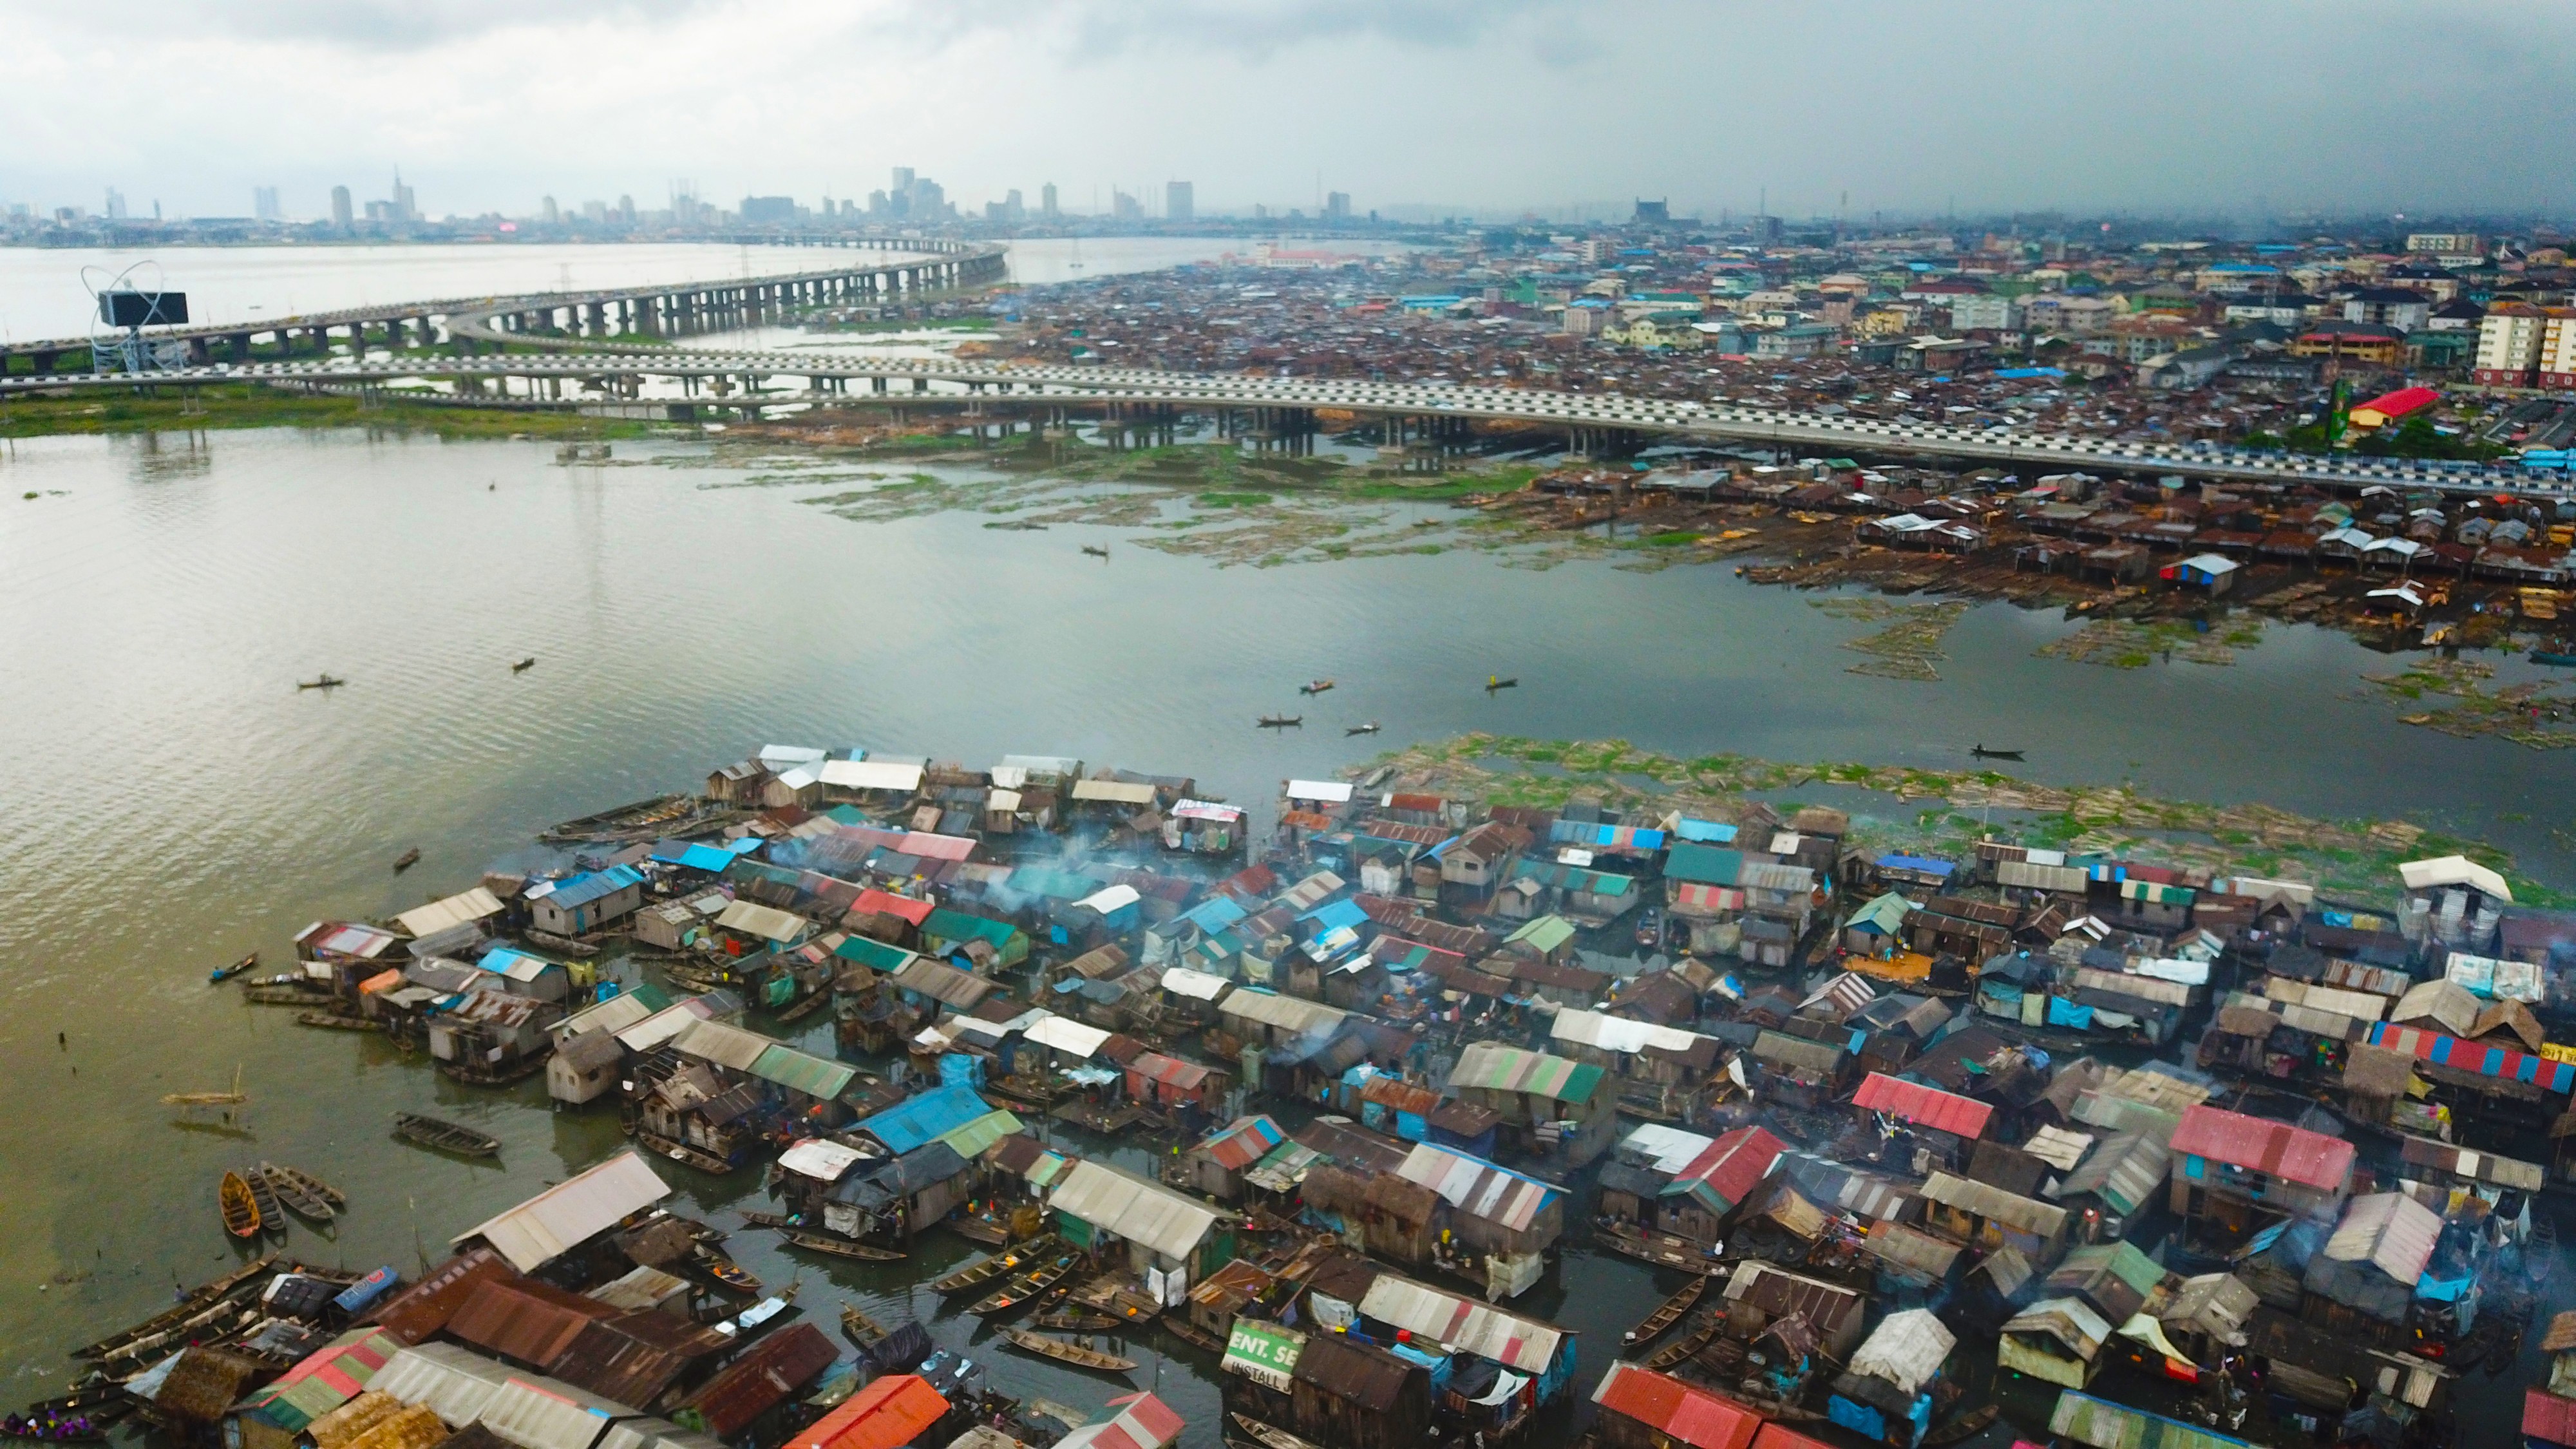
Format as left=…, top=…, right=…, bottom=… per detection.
left=390, top=172, right=415, bottom=222
left=1166, top=180, right=1193, bottom=221
left=892, top=167, right=915, bottom=194
left=104, top=187, right=128, bottom=220
left=253, top=186, right=281, bottom=222
left=1112, top=190, right=1142, bottom=221
left=1040, top=183, right=1058, bottom=218
left=330, top=185, right=353, bottom=228
left=617, top=194, right=635, bottom=222
left=582, top=200, right=608, bottom=224
left=540, top=196, right=560, bottom=225
left=1325, top=191, right=1350, bottom=220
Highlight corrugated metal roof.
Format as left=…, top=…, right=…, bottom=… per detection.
left=670, top=1019, right=773, bottom=1072
left=714, top=900, right=809, bottom=943
left=1723, top=1262, right=1864, bottom=1334
left=887, top=957, right=991, bottom=1008
left=937, top=1108, right=1024, bottom=1161
left=748, top=1043, right=856, bottom=1101
left=1853, top=1072, right=1993, bottom=1139
left=1356, top=1274, right=1562, bottom=1372
left=1918, top=1171, right=2067, bottom=1238
left=370, top=1344, right=515, bottom=1426
left=856, top=1085, right=994, bottom=1157
left=2170, top=1104, right=2356, bottom=1190
left=1672, top=1126, right=1786, bottom=1215
left=2367, top=1021, right=2576, bottom=1094
left=1054, top=1391, right=1186, bottom=1449
left=477, top=1372, right=636, bottom=1449
left=1396, top=1144, right=1562, bottom=1230
left=397, top=889, right=506, bottom=940
left=1848, top=1309, right=1954, bottom=1394
left=2050, top=1390, right=2258, bottom=1449
left=1048, top=1160, right=1221, bottom=1260
left=671, top=1323, right=835, bottom=1439
left=454, top=1155, right=671, bottom=1274
left=1218, top=989, right=1345, bottom=1037
left=1863, top=1220, right=1962, bottom=1279
left=444, top=1279, right=616, bottom=1367
left=2323, top=1192, right=2442, bottom=1286
left=1591, top=1363, right=1761, bottom=1449
left=1198, top=1115, right=1288, bottom=1171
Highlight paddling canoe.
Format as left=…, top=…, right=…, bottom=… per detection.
left=778, top=1229, right=905, bottom=1262
left=392, top=1112, right=500, bottom=1158
left=635, top=1130, right=743, bottom=1175
left=1229, top=1416, right=1328, bottom=1449
left=296, top=1010, right=377, bottom=1032
left=968, top=1253, right=1076, bottom=1316
left=998, top=1328, right=1135, bottom=1374
left=1037, top=1311, right=1123, bottom=1332
left=1642, top=1311, right=1718, bottom=1371
left=774, top=989, right=831, bottom=1025
left=266, top=1162, right=345, bottom=1209
left=1922, top=1405, right=1999, bottom=1447
left=218, top=1172, right=262, bottom=1240
left=1624, top=1271, right=1710, bottom=1345
left=209, top=952, right=259, bottom=985
left=258, top=1163, right=336, bottom=1222
left=840, top=1303, right=887, bottom=1345
left=931, top=1240, right=1054, bottom=1295
left=240, top=1168, right=284, bottom=1233
left=704, top=1260, right=762, bottom=1294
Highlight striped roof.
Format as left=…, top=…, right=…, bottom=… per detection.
left=1197, top=1116, right=1288, bottom=1171
left=1447, top=1041, right=1607, bottom=1104
left=2368, top=1022, right=2576, bottom=1095
left=1397, top=1144, right=1563, bottom=1231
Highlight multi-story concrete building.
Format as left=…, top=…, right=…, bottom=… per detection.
left=2540, top=310, right=2576, bottom=391
left=1166, top=181, right=1193, bottom=222
left=2404, top=232, right=2481, bottom=258
left=2476, top=305, right=2547, bottom=386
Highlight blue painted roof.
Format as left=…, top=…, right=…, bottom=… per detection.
left=1664, top=843, right=1745, bottom=886
left=1176, top=894, right=1249, bottom=934
left=1672, top=818, right=1738, bottom=844
left=651, top=842, right=739, bottom=873
left=1875, top=854, right=1956, bottom=876
left=856, top=1084, right=994, bottom=1156
left=544, top=864, right=644, bottom=909
left=1300, top=898, right=1369, bottom=933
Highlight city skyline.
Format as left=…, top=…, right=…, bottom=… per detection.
left=7, top=1, right=2576, bottom=223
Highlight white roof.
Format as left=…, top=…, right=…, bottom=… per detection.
left=1285, top=779, right=1354, bottom=804
left=372, top=1343, right=515, bottom=1426
left=1075, top=884, right=1142, bottom=915
left=616, top=998, right=718, bottom=1053
left=2174, top=553, right=2240, bottom=575
left=714, top=899, right=810, bottom=943
left=1072, top=779, right=1159, bottom=804
left=1619, top=1123, right=1719, bottom=1175
left=987, top=788, right=1023, bottom=813
left=988, top=766, right=1030, bottom=790
left=758, top=744, right=826, bottom=767
left=553, top=991, right=658, bottom=1043
left=1549, top=1007, right=1705, bottom=1056
left=778, top=1138, right=869, bottom=1181
left=671, top=1018, right=776, bottom=1070
left=1023, top=1013, right=1113, bottom=1059
left=396, top=887, right=506, bottom=940
left=1217, top=989, right=1345, bottom=1036
left=774, top=765, right=822, bottom=791
left=479, top=1372, right=637, bottom=1449
left=819, top=759, right=925, bottom=793
left=1046, top=1160, right=1220, bottom=1260
left=2399, top=855, right=2512, bottom=902
left=1850, top=1307, right=1956, bottom=1394
left=1357, top=1275, right=1562, bottom=1372
left=1160, top=967, right=1235, bottom=1001
left=455, top=1152, right=670, bottom=1272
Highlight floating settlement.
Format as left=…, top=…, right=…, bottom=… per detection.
left=79, top=741, right=2576, bottom=1449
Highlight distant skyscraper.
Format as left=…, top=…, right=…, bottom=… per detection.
left=617, top=194, right=635, bottom=222
left=104, top=187, right=127, bottom=220
left=1041, top=183, right=1059, bottom=218
left=330, top=185, right=353, bottom=228
left=892, top=167, right=915, bottom=194
left=540, top=196, right=559, bottom=224
left=1004, top=189, right=1024, bottom=221
left=389, top=172, right=415, bottom=222
left=1112, top=190, right=1142, bottom=222
left=254, top=186, right=281, bottom=222
left=1325, top=191, right=1350, bottom=220
left=1166, top=180, right=1193, bottom=221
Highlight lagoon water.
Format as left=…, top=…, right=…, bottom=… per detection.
left=0, top=242, right=2568, bottom=1444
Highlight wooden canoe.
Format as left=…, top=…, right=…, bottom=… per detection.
left=635, top=1130, right=743, bottom=1175
left=947, top=1216, right=1011, bottom=1247
left=242, top=984, right=331, bottom=1006
left=931, top=1240, right=1053, bottom=1295
left=525, top=929, right=600, bottom=957
left=703, top=1260, right=762, bottom=1294
left=1922, top=1405, right=1998, bottom=1448
left=258, top=1163, right=336, bottom=1222
left=241, top=1169, right=284, bottom=1233
left=209, top=952, right=259, bottom=985
left=998, top=1328, right=1135, bottom=1374
left=774, top=989, right=831, bottom=1025
left=1624, top=1272, right=1710, bottom=1345
left=969, top=1253, right=1077, bottom=1316
left=779, top=1229, right=905, bottom=1262
left=75, top=1256, right=274, bottom=1359
left=739, top=1211, right=800, bottom=1231
left=296, top=1010, right=376, bottom=1032
left=840, top=1303, right=887, bottom=1345
left=218, top=1172, right=262, bottom=1239
left=1642, top=1311, right=1718, bottom=1371
left=266, top=1162, right=345, bottom=1208
left=1037, top=1310, right=1123, bottom=1333
left=393, top=1112, right=499, bottom=1157
left=1229, top=1415, right=1328, bottom=1449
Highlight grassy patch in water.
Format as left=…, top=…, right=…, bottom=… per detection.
left=0, top=385, right=653, bottom=440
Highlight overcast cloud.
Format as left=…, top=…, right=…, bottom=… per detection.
left=7, top=0, right=2572, bottom=222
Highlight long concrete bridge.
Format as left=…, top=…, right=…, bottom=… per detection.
left=3, top=251, right=2566, bottom=500
left=0, top=237, right=1001, bottom=374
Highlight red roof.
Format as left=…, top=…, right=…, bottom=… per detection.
left=2528, top=1387, right=2576, bottom=1446
left=1852, top=1072, right=1994, bottom=1139
left=852, top=889, right=934, bottom=926
left=1126, top=1052, right=1212, bottom=1090
left=1593, top=1364, right=1762, bottom=1449
left=1680, top=1126, right=1787, bottom=1209
left=2353, top=386, right=2439, bottom=419
left=1063, top=1392, right=1185, bottom=1449
left=790, top=1374, right=947, bottom=1449
left=2170, top=1105, right=2354, bottom=1191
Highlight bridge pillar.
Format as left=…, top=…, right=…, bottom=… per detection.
left=229, top=332, right=251, bottom=362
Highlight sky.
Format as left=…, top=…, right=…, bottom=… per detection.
left=8, top=0, right=2575, bottom=224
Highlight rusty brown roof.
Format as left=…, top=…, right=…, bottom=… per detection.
left=673, top=1321, right=837, bottom=1437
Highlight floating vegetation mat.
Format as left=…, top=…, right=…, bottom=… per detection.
left=2365, top=657, right=2576, bottom=749
left=1814, top=598, right=1968, bottom=681
left=2040, top=616, right=2259, bottom=668
left=1361, top=734, right=2557, bottom=907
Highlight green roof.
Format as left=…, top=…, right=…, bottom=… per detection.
left=2056, top=1240, right=2165, bottom=1299
left=1664, top=843, right=1745, bottom=886
left=834, top=935, right=913, bottom=972
left=1006, top=866, right=1102, bottom=900
left=923, top=908, right=1023, bottom=947
left=749, top=1041, right=858, bottom=1101
left=1846, top=891, right=1916, bottom=935
left=1505, top=915, right=1578, bottom=953
left=938, top=1107, right=1027, bottom=1160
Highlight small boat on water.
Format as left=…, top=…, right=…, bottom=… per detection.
left=2533, top=649, right=2576, bottom=668
left=208, top=952, right=258, bottom=985
left=703, top=1260, right=762, bottom=1294
left=1922, top=1405, right=2000, bottom=1447
left=393, top=1112, right=499, bottom=1158
left=739, top=1211, right=800, bottom=1231
left=1037, top=1310, right=1122, bottom=1333
left=1300, top=679, right=1334, bottom=696
left=998, top=1328, right=1134, bottom=1374
left=258, top=1163, right=336, bottom=1222
left=1343, top=721, right=1380, bottom=736
left=2531, top=1218, right=2558, bottom=1284
left=392, top=848, right=421, bottom=873
left=241, top=1168, right=284, bottom=1234
left=296, top=1010, right=375, bottom=1032
left=1969, top=744, right=2025, bottom=761
left=511, top=657, right=536, bottom=673
left=1256, top=714, right=1302, bottom=730
left=969, top=1253, right=1077, bottom=1316
left=164, top=1065, right=249, bottom=1110
left=1624, top=1271, right=1709, bottom=1345
left=524, top=929, right=599, bottom=957
left=218, top=1172, right=262, bottom=1239
left=1633, top=907, right=1665, bottom=954
left=931, top=1240, right=1052, bottom=1295
left=1228, top=1415, right=1327, bottom=1449
left=1484, top=675, right=1517, bottom=693
left=636, top=1130, right=742, bottom=1175
left=296, top=676, right=345, bottom=691
left=778, top=1229, right=905, bottom=1263
left=2, top=1414, right=109, bottom=1443
left=773, top=990, right=831, bottom=1025
left=243, top=983, right=330, bottom=1005
left=1642, top=1311, right=1717, bottom=1370
left=262, top=1162, right=344, bottom=1211
left=840, top=1303, right=887, bottom=1345
left=1081, top=545, right=1110, bottom=559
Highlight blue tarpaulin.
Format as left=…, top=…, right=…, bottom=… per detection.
left=2047, top=996, right=2097, bottom=1030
